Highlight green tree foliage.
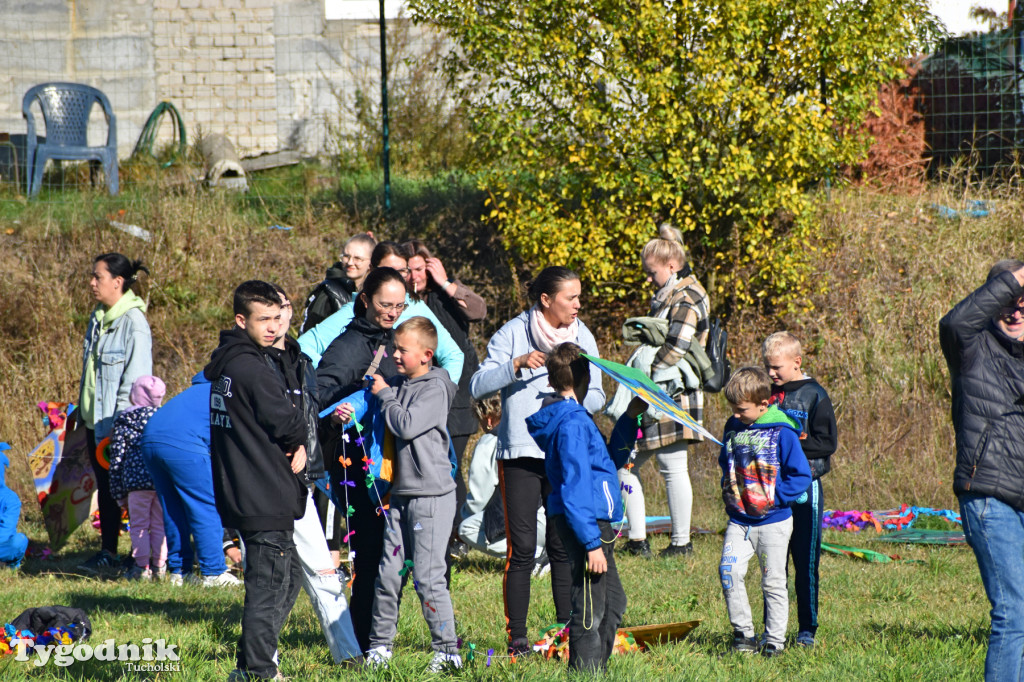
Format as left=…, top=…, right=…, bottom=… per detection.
left=408, top=0, right=941, bottom=309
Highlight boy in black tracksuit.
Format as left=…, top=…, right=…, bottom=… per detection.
left=205, top=280, right=310, bottom=681
left=762, top=332, right=838, bottom=649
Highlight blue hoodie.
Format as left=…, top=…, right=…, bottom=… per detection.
left=138, top=373, right=212, bottom=457
left=0, top=451, right=27, bottom=562
left=526, top=397, right=638, bottom=551
left=718, top=404, right=811, bottom=526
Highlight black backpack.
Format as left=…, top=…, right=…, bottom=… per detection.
left=702, top=317, right=730, bottom=393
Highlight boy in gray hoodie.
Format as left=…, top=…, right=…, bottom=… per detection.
left=364, top=317, right=461, bottom=672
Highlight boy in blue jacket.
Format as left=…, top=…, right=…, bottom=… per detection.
left=718, top=366, right=811, bottom=657
left=526, top=342, right=646, bottom=673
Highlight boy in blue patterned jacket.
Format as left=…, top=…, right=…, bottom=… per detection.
left=718, top=367, right=811, bottom=657
left=526, top=342, right=646, bottom=673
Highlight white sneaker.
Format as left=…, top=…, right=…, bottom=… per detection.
left=184, top=572, right=203, bottom=586
left=427, top=652, right=462, bottom=673
left=203, top=572, right=242, bottom=587
left=364, top=646, right=391, bottom=670
left=168, top=573, right=183, bottom=586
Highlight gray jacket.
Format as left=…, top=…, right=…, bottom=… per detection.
left=469, top=310, right=605, bottom=460
left=377, top=367, right=458, bottom=497
left=79, top=307, right=152, bottom=440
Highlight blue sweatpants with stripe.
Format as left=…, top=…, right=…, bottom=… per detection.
left=789, top=478, right=824, bottom=635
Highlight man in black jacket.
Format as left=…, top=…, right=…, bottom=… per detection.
left=940, top=259, right=1024, bottom=682
left=205, top=280, right=309, bottom=682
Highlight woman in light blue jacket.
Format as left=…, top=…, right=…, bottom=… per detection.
left=298, top=241, right=464, bottom=380
left=469, top=266, right=605, bottom=655
left=77, top=253, right=152, bottom=575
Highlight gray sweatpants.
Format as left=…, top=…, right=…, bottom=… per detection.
left=719, top=517, right=793, bottom=649
left=369, top=491, right=458, bottom=653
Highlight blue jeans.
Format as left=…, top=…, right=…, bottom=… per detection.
left=141, top=443, right=227, bottom=577
left=960, top=493, right=1024, bottom=681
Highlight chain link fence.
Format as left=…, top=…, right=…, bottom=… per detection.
left=0, top=0, right=455, bottom=199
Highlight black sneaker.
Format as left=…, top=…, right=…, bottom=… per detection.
left=762, top=643, right=784, bottom=658
left=621, top=539, right=653, bottom=558
left=508, top=637, right=533, bottom=658
left=78, top=550, right=119, bottom=576
left=732, top=632, right=757, bottom=653
left=659, top=542, right=693, bottom=557
left=448, top=539, right=469, bottom=561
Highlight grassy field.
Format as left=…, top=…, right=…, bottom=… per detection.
left=0, top=170, right=1015, bottom=679
left=0, top=508, right=987, bottom=681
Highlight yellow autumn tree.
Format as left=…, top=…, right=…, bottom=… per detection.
left=408, top=0, right=943, bottom=310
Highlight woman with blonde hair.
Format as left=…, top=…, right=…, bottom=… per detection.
left=618, top=224, right=710, bottom=558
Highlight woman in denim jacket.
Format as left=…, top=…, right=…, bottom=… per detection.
left=77, top=253, right=152, bottom=575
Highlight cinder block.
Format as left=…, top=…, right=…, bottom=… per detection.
left=213, top=35, right=236, bottom=47
left=223, top=47, right=243, bottom=59
left=179, top=0, right=200, bottom=8
left=244, top=46, right=274, bottom=61
left=153, top=0, right=177, bottom=9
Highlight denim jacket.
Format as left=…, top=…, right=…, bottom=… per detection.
left=79, top=304, right=152, bottom=439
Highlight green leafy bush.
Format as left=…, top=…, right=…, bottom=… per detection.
left=409, top=0, right=943, bottom=310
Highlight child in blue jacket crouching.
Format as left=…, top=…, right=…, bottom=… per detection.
left=526, top=342, right=647, bottom=673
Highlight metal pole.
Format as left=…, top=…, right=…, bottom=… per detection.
left=379, top=0, right=392, bottom=213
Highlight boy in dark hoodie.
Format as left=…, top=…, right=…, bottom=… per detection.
left=719, top=366, right=811, bottom=657
left=204, top=280, right=309, bottom=682
left=525, top=342, right=646, bottom=673
left=762, top=331, right=838, bottom=649
left=356, top=317, right=461, bottom=672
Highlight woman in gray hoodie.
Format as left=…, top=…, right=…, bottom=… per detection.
left=469, top=266, right=605, bottom=656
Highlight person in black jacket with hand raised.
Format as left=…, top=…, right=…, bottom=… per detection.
left=941, top=259, right=1024, bottom=682
left=205, top=280, right=309, bottom=682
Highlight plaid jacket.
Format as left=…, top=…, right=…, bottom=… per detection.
left=638, top=270, right=710, bottom=450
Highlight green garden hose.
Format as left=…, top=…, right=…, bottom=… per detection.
left=132, top=101, right=187, bottom=168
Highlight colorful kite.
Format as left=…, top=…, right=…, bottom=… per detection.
left=583, top=354, right=722, bottom=444
left=28, top=404, right=96, bottom=551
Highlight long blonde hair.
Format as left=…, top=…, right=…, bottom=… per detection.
left=641, top=223, right=687, bottom=267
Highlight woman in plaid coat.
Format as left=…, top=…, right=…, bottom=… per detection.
left=619, top=223, right=710, bottom=558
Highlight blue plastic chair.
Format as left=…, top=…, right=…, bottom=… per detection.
left=22, top=83, right=118, bottom=197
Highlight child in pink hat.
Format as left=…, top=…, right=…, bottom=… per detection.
left=108, top=375, right=167, bottom=580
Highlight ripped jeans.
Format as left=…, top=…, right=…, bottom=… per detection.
left=293, top=487, right=362, bottom=662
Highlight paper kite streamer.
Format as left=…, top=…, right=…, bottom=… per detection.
left=582, top=354, right=721, bottom=444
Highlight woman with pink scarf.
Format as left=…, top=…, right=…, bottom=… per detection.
left=469, top=266, right=605, bottom=657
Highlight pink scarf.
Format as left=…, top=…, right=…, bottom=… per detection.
left=529, top=305, right=579, bottom=353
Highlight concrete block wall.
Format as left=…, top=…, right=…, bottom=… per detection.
left=0, top=0, right=425, bottom=162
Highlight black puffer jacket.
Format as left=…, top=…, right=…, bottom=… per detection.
left=315, top=314, right=398, bottom=408
left=940, top=271, right=1024, bottom=510
left=300, top=262, right=357, bottom=334
left=261, top=338, right=325, bottom=484
left=423, top=288, right=481, bottom=437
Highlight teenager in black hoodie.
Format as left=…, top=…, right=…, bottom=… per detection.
left=204, top=280, right=309, bottom=682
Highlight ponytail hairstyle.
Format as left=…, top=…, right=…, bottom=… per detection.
left=94, top=253, right=149, bottom=293
left=527, top=266, right=579, bottom=306
left=641, top=222, right=687, bottom=268
left=354, top=266, right=409, bottom=318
